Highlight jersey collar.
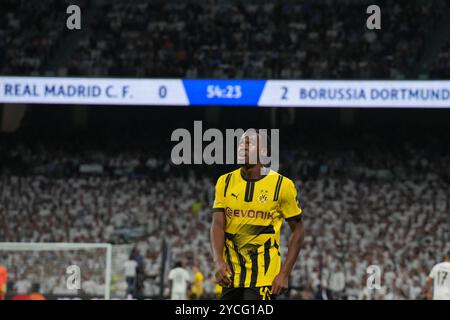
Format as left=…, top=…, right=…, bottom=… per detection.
left=239, top=167, right=271, bottom=182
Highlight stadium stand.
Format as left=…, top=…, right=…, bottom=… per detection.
left=64, top=0, right=448, bottom=79
left=1, top=0, right=449, bottom=79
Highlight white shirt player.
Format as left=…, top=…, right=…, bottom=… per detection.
left=168, top=267, right=191, bottom=300
left=124, top=260, right=138, bottom=277
left=428, top=261, right=450, bottom=300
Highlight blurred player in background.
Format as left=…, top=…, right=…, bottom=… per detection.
left=168, top=261, right=192, bottom=300
left=426, top=251, right=450, bottom=300
left=214, top=282, right=222, bottom=299
left=190, top=263, right=204, bottom=300
left=210, top=129, right=305, bottom=300
left=124, top=255, right=138, bottom=299
left=0, top=265, right=7, bottom=300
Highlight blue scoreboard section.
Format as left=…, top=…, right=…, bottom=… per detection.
left=182, top=79, right=266, bottom=106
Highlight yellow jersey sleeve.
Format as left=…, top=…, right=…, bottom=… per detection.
left=279, top=178, right=302, bottom=221
left=213, top=174, right=226, bottom=210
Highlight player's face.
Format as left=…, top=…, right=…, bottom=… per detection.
left=237, top=132, right=259, bottom=166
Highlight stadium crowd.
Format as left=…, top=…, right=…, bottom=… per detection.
left=65, top=0, right=447, bottom=79
left=1, top=134, right=449, bottom=299
left=1, top=0, right=449, bottom=79
left=0, top=0, right=88, bottom=75
left=429, top=40, right=450, bottom=79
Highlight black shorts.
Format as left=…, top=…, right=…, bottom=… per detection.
left=221, top=286, right=275, bottom=300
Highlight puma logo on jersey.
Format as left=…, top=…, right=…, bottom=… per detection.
left=231, top=193, right=239, bottom=199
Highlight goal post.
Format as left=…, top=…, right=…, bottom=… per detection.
left=0, top=242, right=113, bottom=300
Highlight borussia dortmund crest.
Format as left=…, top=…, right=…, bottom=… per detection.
left=258, top=189, right=269, bottom=203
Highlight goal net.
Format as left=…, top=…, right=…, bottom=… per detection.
left=0, top=242, right=113, bottom=300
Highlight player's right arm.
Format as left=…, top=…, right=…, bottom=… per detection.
left=210, top=175, right=231, bottom=287
left=425, top=277, right=433, bottom=300
left=426, top=265, right=437, bottom=300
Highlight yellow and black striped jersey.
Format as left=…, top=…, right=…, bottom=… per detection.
left=213, top=168, right=302, bottom=288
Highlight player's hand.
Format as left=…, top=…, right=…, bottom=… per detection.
left=271, top=271, right=289, bottom=295
left=214, top=260, right=231, bottom=287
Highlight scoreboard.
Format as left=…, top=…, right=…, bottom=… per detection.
left=1, top=77, right=450, bottom=108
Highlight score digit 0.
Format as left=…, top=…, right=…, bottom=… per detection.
left=159, top=86, right=167, bottom=99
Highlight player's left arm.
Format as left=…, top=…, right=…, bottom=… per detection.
left=168, top=271, right=174, bottom=298
left=272, top=178, right=305, bottom=296
left=272, top=218, right=304, bottom=295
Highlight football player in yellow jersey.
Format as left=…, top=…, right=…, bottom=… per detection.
left=190, top=264, right=204, bottom=299
left=210, top=129, right=305, bottom=300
